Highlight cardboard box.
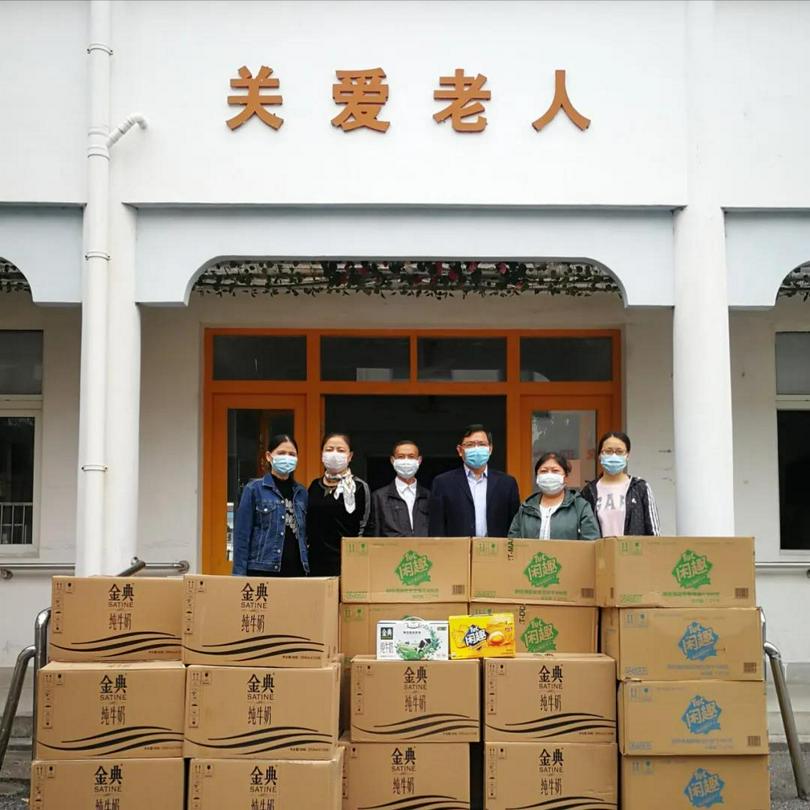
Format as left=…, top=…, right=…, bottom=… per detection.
left=341, top=537, right=470, bottom=603
left=188, top=752, right=343, bottom=810
left=184, top=663, right=340, bottom=760
left=596, top=536, right=756, bottom=608
left=183, top=574, right=339, bottom=667
left=29, top=758, right=184, bottom=810
left=485, top=742, right=617, bottom=810
left=602, top=607, right=763, bottom=681
left=472, top=602, right=598, bottom=653
left=622, top=755, right=770, bottom=810
left=339, top=738, right=470, bottom=810
left=470, top=538, right=596, bottom=605
left=340, top=602, right=456, bottom=659
left=49, top=576, right=183, bottom=662
left=618, top=680, right=768, bottom=755
left=36, top=662, right=185, bottom=760
left=484, top=653, right=616, bottom=743
left=351, top=656, right=479, bottom=743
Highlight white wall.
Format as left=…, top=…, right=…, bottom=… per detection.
left=0, top=293, right=80, bottom=663
left=731, top=299, right=810, bottom=669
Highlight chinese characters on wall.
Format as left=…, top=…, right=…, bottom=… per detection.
left=226, top=67, right=590, bottom=133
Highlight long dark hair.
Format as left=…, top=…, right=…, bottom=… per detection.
left=321, top=432, right=352, bottom=450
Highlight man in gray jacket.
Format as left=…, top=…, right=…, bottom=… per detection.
left=369, top=439, right=430, bottom=537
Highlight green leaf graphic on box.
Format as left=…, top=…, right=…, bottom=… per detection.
left=521, top=617, right=559, bottom=652
left=523, top=551, right=562, bottom=588
left=394, top=550, right=432, bottom=586
left=672, top=549, right=713, bottom=590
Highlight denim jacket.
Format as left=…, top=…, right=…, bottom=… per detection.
left=232, top=474, right=309, bottom=575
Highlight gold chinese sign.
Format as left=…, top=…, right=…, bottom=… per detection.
left=226, top=66, right=589, bottom=134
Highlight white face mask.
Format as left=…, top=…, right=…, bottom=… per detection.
left=536, top=472, right=565, bottom=495
left=392, top=458, right=420, bottom=479
left=322, top=450, right=349, bottom=474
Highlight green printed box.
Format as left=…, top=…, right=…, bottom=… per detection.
left=596, top=537, right=756, bottom=608
left=340, top=538, right=470, bottom=604
left=470, top=538, right=596, bottom=605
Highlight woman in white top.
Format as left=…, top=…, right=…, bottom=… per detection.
left=581, top=431, right=661, bottom=536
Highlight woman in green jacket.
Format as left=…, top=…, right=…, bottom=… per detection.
left=508, top=452, right=600, bottom=540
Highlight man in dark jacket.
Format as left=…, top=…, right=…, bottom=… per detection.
left=428, top=424, right=520, bottom=538
left=369, top=440, right=430, bottom=537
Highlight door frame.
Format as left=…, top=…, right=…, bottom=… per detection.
left=202, top=328, right=622, bottom=573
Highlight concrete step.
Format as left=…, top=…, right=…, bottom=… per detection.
left=0, top=745, right=30, bottom=797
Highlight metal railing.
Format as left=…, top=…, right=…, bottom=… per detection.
left=756, top=560, right=810, bottom=577
left=0, top=557, right=189, bottom=580
left=0, top=558, right=190, bottom=772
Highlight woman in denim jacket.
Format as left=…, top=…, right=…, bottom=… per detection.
left=232, top=434, right=309, bottom=576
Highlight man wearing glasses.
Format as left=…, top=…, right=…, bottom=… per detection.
left=428, top=423, right=520, bottom=538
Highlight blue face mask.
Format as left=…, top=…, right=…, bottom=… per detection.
left=271, top=454, right=298, bottom=476
left=463, top=446, right=491, bottom=469
left=600, top=454, right=627, bottom=475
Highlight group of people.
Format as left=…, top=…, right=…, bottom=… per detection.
left=232, top=424, right=661, bottom=577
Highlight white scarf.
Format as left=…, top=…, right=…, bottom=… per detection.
left=325, top=470, right=357, bottom=514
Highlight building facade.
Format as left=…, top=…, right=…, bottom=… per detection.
left=0, top=0, right=809, bottom=679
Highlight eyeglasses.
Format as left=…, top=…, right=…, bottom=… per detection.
left=460, top=441, right=490, bottom=448
left=601, top=448, right=627, bottom=456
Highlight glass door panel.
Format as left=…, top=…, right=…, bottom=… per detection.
left=519, top=396, right=613, bottom=498
left=207, top=395, right=306, bottom=574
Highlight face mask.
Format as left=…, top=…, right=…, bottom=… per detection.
left=322, top=451, right=349, bottom=474
left=392, top=458, right=420, bottom=479
left=463, top=446, right=491, bottom=469
left=600, top=454, right=628, bottom=475
left=271, top=454, right=297, bottom=476
left=536, top=472, right=565, bottom=495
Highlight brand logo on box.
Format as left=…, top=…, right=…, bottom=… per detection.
left=681, top=694, right=722, bottom=735
left=107, top=583, right=134, bottom=606
left=679, top=621, right=719, bottom=661
left=241, top=582, right=269, bottom=608
left=672, top=549, right=713, bottom=590
left=684, top=767, right=725, bottom=808
left=523, top=551, right=562, bottom=588
left=394, top=550, right=432, bottom=586
left=521, top=617, right=559, bottom=652
left=93, top=765, right=123, bottom=792
left=249, top=765, right=278, bottom=794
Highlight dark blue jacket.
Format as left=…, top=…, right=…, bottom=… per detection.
left=428, top=466, right=520, bottom=538
left=232, top=474, right=309, bottom=575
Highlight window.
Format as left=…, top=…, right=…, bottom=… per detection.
left=0, top=330, right=43, bottom=553
left=213, top=335, right=307, bottom=380
left=417, top=337, right=506, bottom=382
left=321, top=337, right=409, bottom=381
left=775, top=332, right=810, bottom=551
left=521, top=337, right=613, bottom=382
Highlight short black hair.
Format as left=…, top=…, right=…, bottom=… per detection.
left=460, top=424, right=493, bottom=445
left=392, top=439, right=420, bottom=456
left=597, top=431, right=631, bottom=455
left=534, top=452, right=572, bottom=475
left=321, top=432, right=352, bottom=450
left=268, top=434, right=298, bottom=453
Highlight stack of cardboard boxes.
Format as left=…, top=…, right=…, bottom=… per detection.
left=598, top=536, right=770, bottom=810
left=340, top=537, right=477, bottom=809
left=31, top=576, right=186, bottom=809
left=181, top=575, right=342, bottom=809
left=471, top=539, right=617, bottom=809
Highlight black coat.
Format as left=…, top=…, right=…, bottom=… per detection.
left=581, top=476, right=661, bottom=536
left=428, top=466, right=520, bottom=538
left=368, top=480, right=431, bottom=537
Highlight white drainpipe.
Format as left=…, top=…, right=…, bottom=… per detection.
left=76, top=0, right=112, bottom=575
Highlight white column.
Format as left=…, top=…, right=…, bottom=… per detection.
left=102, top=204, right=141, bottom=574
left=672, top=0, right=735, bottom=535
left=76, top=0, right=112, bottom=575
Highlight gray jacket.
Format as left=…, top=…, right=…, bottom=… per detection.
left=507, top=489, right=600, bottom=540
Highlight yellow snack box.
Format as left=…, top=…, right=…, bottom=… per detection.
left=449, top=613, right=516, bottom=659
